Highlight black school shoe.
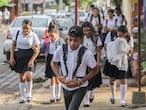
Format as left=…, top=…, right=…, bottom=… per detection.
left=56, top=98, right=61, bottom=102
left=83, top=104, right=90, bottom=107
left=121, top=104, right=128, bottom=107
left=27, top=97, right=32, bottom=103
left=19, top=99, right=26, bottom=104
left=110, top=98, right=115, bottom=104
left=89, top=96, right=94, bottom=103
left=50, top=99, right=55, bottom=103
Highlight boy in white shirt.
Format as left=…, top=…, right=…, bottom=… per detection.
left=51, top=25, right=99, bottom=110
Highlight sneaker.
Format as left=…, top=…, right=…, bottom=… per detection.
left=110, top=98, right=115, bottom=104
left=27, top=97, right=32, bottom=103
left=19, top=99, right=26, bottom=104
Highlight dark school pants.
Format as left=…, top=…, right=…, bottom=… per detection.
left=63, top=87, right=87, bottom=110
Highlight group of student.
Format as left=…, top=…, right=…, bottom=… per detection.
left=9, top=5, right=133, bottom=110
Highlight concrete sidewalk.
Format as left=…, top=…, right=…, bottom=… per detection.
left=0, top=79, right=146, bottom=110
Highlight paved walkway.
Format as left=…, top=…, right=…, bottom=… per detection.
left=0, top=78, right=146, bottom=110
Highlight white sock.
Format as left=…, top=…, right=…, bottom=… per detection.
left=84, top=91, right=90, bottom=105
left=55, top=83, right=61, bottom=99
left=50, top=85, right=56, bottom=100
left=110, top=84, right=116, bottom=99
left=89, top=90, right=94, bottom=99
left=120, top=84, right=127, bottom=105
left=19, top=82, right=26, bottom=100
left=26, top=81, right=33, bottom=98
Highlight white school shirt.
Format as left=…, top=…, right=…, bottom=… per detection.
left=104, top=31, right=116, bottom=45
left=52, top=44, right=97, bottom=91
left=3, top=10, right=10, bottom=19
left=114, top=14, right=125, bottom=26
left=48, top=37, right=59, bottom=54
left=87, top=16, right=103, bottom=32
left=13, top=31, right=40, bottom=49
left=83, top=35, right=102, bottom=55
left=110, top=37, right=130, bottom=71
left=103, top=17, right=117, bottom=33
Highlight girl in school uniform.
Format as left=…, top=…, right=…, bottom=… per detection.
left=102, top=9, right=118, bottom=45
left=87, top=7, right=103, bottom=35
left=51, top=25, right=99, bottom=110
left=106, top=25, right=131, bottom=107
left=41, top=26, right=64, bottom=103
left=114, top=7, right=127, bottom=26
left=10, top=19, right=40, bottom=103
left=81, top=21, right=102, bottom=107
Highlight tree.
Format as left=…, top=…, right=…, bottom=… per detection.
left=111, top=0, right=122, bottom=7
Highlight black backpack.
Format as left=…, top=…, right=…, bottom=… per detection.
left=62, top=44, right=87, bottom=77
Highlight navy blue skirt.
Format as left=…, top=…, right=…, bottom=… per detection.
left=15, top=48, right=34, bottom=73
left=45, top=54, right=56, bottom=78
left=103, top=60, right=129, bottom=79
left=87, top=55, right=102, bottom=90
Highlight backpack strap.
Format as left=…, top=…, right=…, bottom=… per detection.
left=106, top=19, right=108, bottom=27
left=62, top=44, right=68, bottom=75
left=73, top=46, right=87, bottom=76
left=115, top=18, right=118, bottom=27
left=15, top=30, right=20, bottom=47
left=62, top=44, right=87, bottom=77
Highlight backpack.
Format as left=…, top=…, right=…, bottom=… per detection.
left=62, top=44, right=87, bottom=77
left=110, top=30, right=117, bottom=41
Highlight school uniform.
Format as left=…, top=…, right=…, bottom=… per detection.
left=87, top=16, right=103, bottom=33
left=108, top=37, right=130, bottom=79
left=83, top=35, right=102, bottom=88
left=52, top=44, right=97, bottom=109
left=102, top=17, right=117, bottom=45
left=42, top=37, right=63, bottom=78
left=3, top=10, right=10, bottom=25
left=103, top=32, right=117, bottom=77
left=12, top=30, right=40, bottom=73
left=12, top=30, right=40, bottom=103
left=114, top=14, right=126, bottom=26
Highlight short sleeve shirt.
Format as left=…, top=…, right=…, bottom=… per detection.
left=13, top=31, right=40, bottom=49
left=103, top=17, right=117, bottom=32
left=83, top=36, right=102, bottom=55
left=52, top=44, right=97, bottom=91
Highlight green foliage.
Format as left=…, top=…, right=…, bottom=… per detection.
left=111, top=0, right=122, bottom=7
left=141, top=61, right=146, bottom=69
left=0, top=0, right=11, bottom=7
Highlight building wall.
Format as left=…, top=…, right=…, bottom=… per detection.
left=122, top=0, right=138, bottom=32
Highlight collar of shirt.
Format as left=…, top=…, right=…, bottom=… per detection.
left=68, top=44, right=82, bottom=53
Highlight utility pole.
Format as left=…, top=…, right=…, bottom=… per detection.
left=11, top=0, right=15, bottom=20
left=75, top=0, right=78, bottom=25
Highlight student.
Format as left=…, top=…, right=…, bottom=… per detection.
left=85, top=4, right=95, bottom=21
left=87, top=7, right=103, bottom=35
left=10, top=19, right=40, bottom=103
left=106, top=25, right=131, bottom=107
left=81, top=21, right=102, bottom=107
left=41, top=26, right=64, bottom=103
left=102, top=9, right=118, bottom=45
left=51, top=25, right=99, bottom=110
left=3, top=8, right=10, bottom=26
left=114, top=7, right=127, bottom=26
